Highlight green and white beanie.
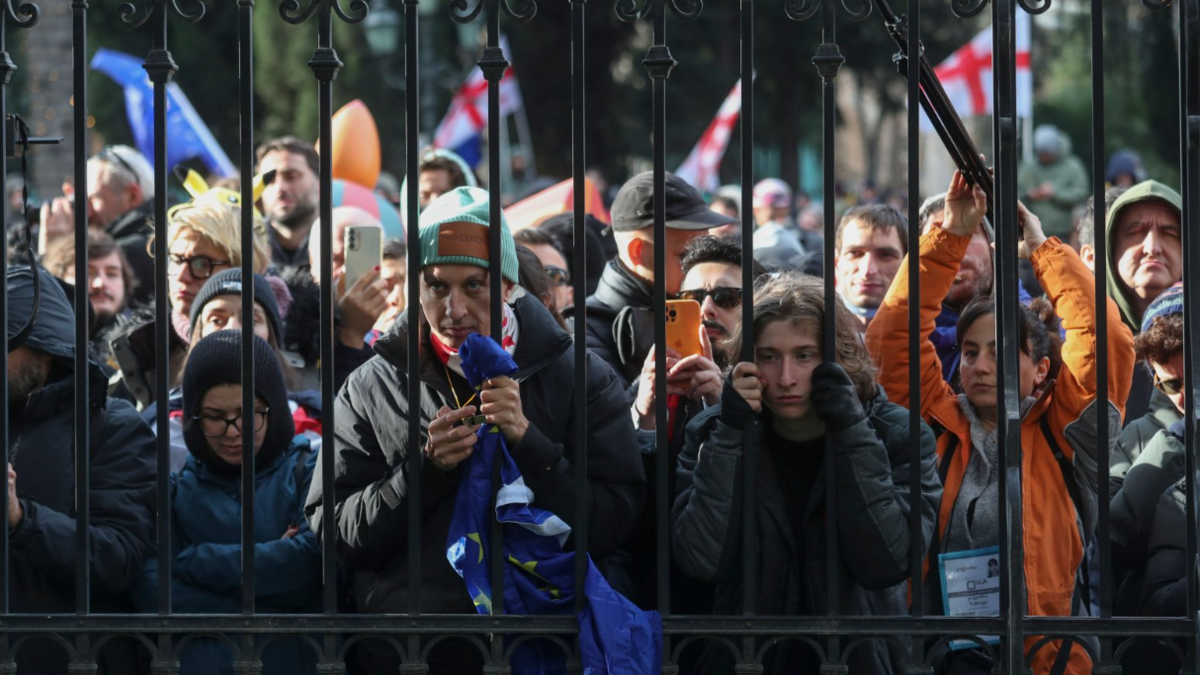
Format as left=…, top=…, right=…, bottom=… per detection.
left=417, top=186, right=519, bottom=283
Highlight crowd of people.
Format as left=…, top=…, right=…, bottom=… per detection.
left=2, top=124, right=1191, bottom=675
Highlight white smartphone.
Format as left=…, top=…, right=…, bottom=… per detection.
left=343, top=225, right=382, bottom=290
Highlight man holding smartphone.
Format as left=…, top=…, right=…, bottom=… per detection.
left=305, top=187, right=644, bottom=675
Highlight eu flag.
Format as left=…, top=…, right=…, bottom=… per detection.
left=447, top=333, right=662, bottom=675
left=90, top=48, right=236, bottom=178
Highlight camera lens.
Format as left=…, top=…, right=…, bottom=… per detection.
left=669, top=309, right=677, bottom=318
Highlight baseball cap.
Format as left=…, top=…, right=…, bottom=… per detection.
left=610, top=171, right=737, bottom=232
left=752, top=178, right=792, bottom=210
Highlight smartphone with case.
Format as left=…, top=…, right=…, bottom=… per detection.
left=664, top=299, right=703, bottom=358
left=344, top=225, right=382, bottom=290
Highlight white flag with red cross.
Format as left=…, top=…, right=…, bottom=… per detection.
left=433, top=36, right=523, bottom=156
left=675, top=79, right=742, bottom=194
left=920, top=13, right=1032, bottom=132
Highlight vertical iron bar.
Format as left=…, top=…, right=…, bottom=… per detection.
left=644, top=8, right=675, bottom=665
left=738, top=0, right=755, bottom=644
left=142, top=4, right=177, bottom=621
left=310, top=0, right=342, bottom=622
left=813, top=1, right=843, bottom=663
left=476, top=2, right=507, bottom=657
left=404, top=0, right=423, bottom=668
left=1089, top=0, right=1111, bottom=648
left=906, top=0, right=923, bottom=626
left=238, top=0, right=257, bottom=621
left=1179, top=0, right=1200, bottom=672
left=992, top=0, right=1023, bottom=671
left=570, top=0, right=589, bottom=619
left=0, top=0, right=10, bottom=621
left=73, top=0, right=92, bottom=619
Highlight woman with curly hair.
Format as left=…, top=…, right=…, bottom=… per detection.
left=866, top=172, right=1136, bottom=675
left=670, top=272, right=942, bottom=675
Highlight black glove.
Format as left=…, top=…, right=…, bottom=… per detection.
left=810, top=362, right=866, bottom=433
left=718, top=375, right=755, bottom=431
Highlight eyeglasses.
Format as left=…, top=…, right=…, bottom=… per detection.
left=678, top=286, right=743, bottom=310
left=544, top=266, right=570, bottom=287
left=194, top=408, right=270, bottom=438
left=169, top=254, right=231, bottom=279
left=97, top=147, right=141, bottom=186
left=1155, top=373, right=1184, bottom=396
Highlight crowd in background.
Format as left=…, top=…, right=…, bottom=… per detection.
left=2, top=122, right=1189, bottom=675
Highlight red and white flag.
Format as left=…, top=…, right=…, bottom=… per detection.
left=433, top=36, right=523, bottom=151
left=675, top=79, right=742, bottom=193
left=920, top=13, right=1032, bottom=131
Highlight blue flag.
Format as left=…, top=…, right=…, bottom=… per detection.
left=447, top=333, right=662, bottom=675
left=90, top=48, right=236, bottom=178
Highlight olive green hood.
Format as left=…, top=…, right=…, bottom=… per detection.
left=1104, top=179, right=1183, bottom=332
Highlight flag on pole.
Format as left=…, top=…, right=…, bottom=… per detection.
left=919, top=13, right=1032, bottom=132
left=433, top=36, right=524, bottom=170
left=675, top=79, right=742, bottom=194
left=90, top=48, right=236, bottom=178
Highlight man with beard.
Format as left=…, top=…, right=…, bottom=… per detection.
left=621, top=235, right=765, bottom=615
left=5, top=266, right=157, bottom=674
left=834, top=204, right=907, bottom=332
left=918, top=192, right=1032, bottom=384
left=256, top=136, right=320, bottom=272
left=43, top=231, right=134, bottom=339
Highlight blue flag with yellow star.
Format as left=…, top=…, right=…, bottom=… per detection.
left=446, top=333, right=661, bottom=675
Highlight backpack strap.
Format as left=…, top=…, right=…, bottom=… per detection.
left=927, top=422, right=958, bottom=563
left=1039, top=414, right=1094, bottom=619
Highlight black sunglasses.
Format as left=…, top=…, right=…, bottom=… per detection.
left=678, top=286, right=742, bottom=310
left=1155, top=373, right=1184, bottom=396
left=544, top=265, right=570, bottom=287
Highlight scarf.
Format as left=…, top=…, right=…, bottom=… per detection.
left=430, top=303, right=520, bottom=377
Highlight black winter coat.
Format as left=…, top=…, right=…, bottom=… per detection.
left=577, top=260, right=656, bottom=390
left=105, top=201, right=156, bottom=306
left=9, top=359, right=158, bottom=674
left=304, top=294, right=645, bottom=672
left=1141, top=475, right=1193, bottom=617
left=671, top=395, right=941, bottom=675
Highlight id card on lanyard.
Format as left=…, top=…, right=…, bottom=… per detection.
left=939, top=545, right=1002, bottom=650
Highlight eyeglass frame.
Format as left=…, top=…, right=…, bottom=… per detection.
left=96, top=147, right=142, bottom=189
left=677, top=286, right=743, bottom=310
left=543, top=265, right=570, bottom=287
left=169, top=253, right=232, bottom=280
left=193, top=408, right=271, bottom=438
left=1154, top=372, right=1184, bottom=396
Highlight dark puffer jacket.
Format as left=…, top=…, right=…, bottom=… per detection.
left=1141, top=475, right=1196, bottom=617
left=576, top=259, right=656, bottom=390
left=671, top=395, right=940, bottom=675
left=304, top=294, right=645, bottom=673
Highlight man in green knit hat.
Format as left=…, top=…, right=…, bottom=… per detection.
left=305, top=186, right=645, bottom=675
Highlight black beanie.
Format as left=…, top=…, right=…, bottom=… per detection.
left=182, top=331, right=295, bottom=476
left=188, top=269, right=284, bottom=347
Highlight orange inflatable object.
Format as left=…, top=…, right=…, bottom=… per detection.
left=315, top=99, right=381, bottom=189
left=504, top=178, right=611, bottom=231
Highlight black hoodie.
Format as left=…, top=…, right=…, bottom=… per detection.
left=6, top=267, right=157, bottom=674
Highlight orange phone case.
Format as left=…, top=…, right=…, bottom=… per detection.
left=664, top=299, right=703, bottom=358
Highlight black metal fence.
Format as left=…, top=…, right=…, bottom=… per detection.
left=0, top=0, right=1197, bottom=671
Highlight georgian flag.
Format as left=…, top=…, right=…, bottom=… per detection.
left=675, top=79, right=742, bottom=194
left=433, top=36, right=523, bottom=168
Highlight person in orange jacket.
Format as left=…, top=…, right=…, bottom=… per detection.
left=866, top=171, right=1135, bottom=675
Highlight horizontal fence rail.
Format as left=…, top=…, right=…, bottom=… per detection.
left=0, top=0, right=1196, bottom=672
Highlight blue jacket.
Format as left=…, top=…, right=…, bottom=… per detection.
left=134, top=437, right=320, bottom=675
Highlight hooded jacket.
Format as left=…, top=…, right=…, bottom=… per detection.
left=1103, top=180, right=1183, bottom=332
left=866, top=231, right=1134, bottom=675
left=134, top=440, right=320, bottom=675
left=303, top=294, right=645, bottom=673
left=1018, top=132, right=1090, bottom=238
left=1140, top=472, right=1196, bottom=618
left=671, top=397, right=940, bottom=675
left=6, top=268, right=157, bottom=675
